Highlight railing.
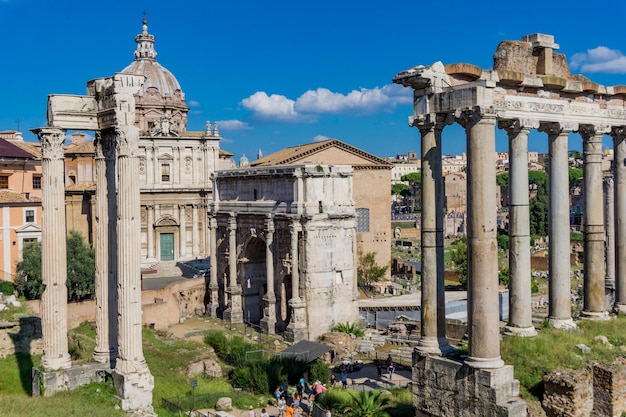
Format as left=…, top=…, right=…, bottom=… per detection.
left=162, top=390, right=254, bottom=416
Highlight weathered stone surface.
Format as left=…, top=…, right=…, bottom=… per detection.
left=592, top=358, right=626, bottom=417
left=542, top=368, right=592, bottom=417
left=185, top=358, right=222, bottom=378
left=215, top=397, right=232, bottom=410
left=32, top=363, right=110, bottom=396
left=0, top=317, right=42, bottom=359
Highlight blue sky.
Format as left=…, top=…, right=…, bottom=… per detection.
left=2, top=0, right=626, bottom=162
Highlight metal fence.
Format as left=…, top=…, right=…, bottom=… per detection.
left=162, top=390, right=253, bottom=416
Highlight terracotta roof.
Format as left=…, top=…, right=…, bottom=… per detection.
left=219, top=149, right=233, bottom=157
left=0, top=190, right=41, bottom=203
left=65, top=141, right=94, bottom=155
left=10, top=141, right=41, bottom=159
left=65, top=182, right=96, bottom=191
left=249, top=139, right=392, bottom=168
left=0, top=138, right=37, bottom=159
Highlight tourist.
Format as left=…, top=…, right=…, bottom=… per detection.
left=325, top=408, right=331, bottom=417
left=294, top=405, right=303, bottom=417
left=341, top=371, right=348, bottom=388
left=285, top=403, right=294, bottom=417
left=248, top=406, right=256, bottom=417
left=329, top=374, right=337, bottom=386
left=377, top=362, right=382, bottom=379
left=388, top=362, right=395, bottom=380
left=260, top=408, right=269, bottom=417
left=277, top=395, right=287, bottom=417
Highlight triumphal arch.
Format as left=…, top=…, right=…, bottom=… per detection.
left=394, top=34, right=626, bottom=416
left=32, top=72, right=155, bottom=415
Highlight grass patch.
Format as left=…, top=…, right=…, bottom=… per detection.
left=501, top=316, right=626, bottom=400
left=0, top=302, right=34, bottom=322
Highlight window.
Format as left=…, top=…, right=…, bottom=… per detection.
left=25, top=209, right=35, bottom=223
left=0, top=176, right=8, bottom=189
left=32, top=175, right=42, bottom=189
left=356, top=208, right=370, bottom=233
left=161, top=164, right=171, bottom=182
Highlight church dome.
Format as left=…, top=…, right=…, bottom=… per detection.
left=121, top=18, right=188, bottom=135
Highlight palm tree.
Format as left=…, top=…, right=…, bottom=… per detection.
left=342, top=390, right=391, bottom=417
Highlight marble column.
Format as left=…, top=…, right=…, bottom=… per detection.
left=458, top=107, right=504, bottom=369
left=500, top=119, right=538, bottom=337
left=580, top=125, right=609, bottom=318
left=286, top=220, right=307, bottom=341
left=415, top=114, right=451, bottom=355
left=192, top=204, right=200, bottom=258
left=540, top=122, right=576, bottom=329
left=261, top=217, right=276, bottom=335
left=112, top=125, right=155, bottom=410
left=224, top=214, right=243, bottom=323
left=93, top=132, right=117, bottom=363
left=147, top=205, right=155, bottom=260
left=207, top=216, right=219, bottom=317
left=613, top=127, right=626, bottom=313
left=179, top=204, right=186, bottom=259
left=34, top=127, right=71, bottom=371
left=604, top=175, right=615, bottom=309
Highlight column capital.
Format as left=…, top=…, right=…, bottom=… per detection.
left=579, top=124, right=611, bottom=140
left=498, top=118, right=539, bottom=133
left=611, top=125, right=626, bottom=140
left=94, top=131, right=105, bottom=159
left=538, top=121, right=578, bottom=135
left=289, top=220, right=301, bottom=233
left=115, top=125, right=140, bottom=157
left=33, top=127, right=65, bottom=160
left=455, top=106, right=497, bottom=129
left=265, top=217, right=275, bottom=234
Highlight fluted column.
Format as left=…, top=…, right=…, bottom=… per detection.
left=113, top=125, right=150, bottom=379
left=540, top=122, right=576, bottom=329
left=192, top=204, right=200, bottom=257
left=604, top=175, right=615, bottom=307
left=415, top=114, right=451, bottom=355
left=224, top=214, right=243, bottom=323
left=147, top=205, right=155, bottom=260
left=34, top=127, right=71, bottom=371
left=179, top=204, right=186, bottom=259
left=500, top=119, right=538, bottom=337
left=286, top=220, right=307, bottom=341
left=613, top=127, right=626, bottom=313
left=207, top=216, right=219, bottom=317
left=458, top=107, right=504, bottom=369
left=580, top=125, right=610, bottom=318
left=93, top=133, right=117, bottom=363
left=261, top=217, right=276, bottom=335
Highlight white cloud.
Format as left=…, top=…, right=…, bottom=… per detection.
left=240, top=92, right=299, bottom=121
left=240, top=84, right=412, bottom=122
left=312, top=135, right=330, bottom=142
left=570, top=46, right=626, bottom=74
left=188, top=100, right=201, bottom=107
left=217, top=120, right=253, bottom=130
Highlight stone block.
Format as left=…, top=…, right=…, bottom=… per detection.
left=33, top=363, right=110, bottom=397
left=216, top=397, right=232, bottom=410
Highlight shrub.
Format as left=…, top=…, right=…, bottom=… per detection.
left=332, top=322, right=365, bottom=337
left=0, top=280, right=14, bottom=295
left=231, top=367, right=251, bottom=389
left=204, top=330, right=228, bottom=358
left=309, top=361, right=331, bottom=384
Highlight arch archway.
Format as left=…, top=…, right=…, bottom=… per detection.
left=241, top=237, right=266, bottom=324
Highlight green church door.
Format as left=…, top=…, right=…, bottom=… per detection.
left=160, top=233, right=174, bottom=261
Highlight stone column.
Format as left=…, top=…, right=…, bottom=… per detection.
left=458, top=107, right=504, bottom=369
left=192, top=204, right=200, bottom=258
left=415, top=114, right=451, bottom=355
left=93, top=132, right=117, bottom=363
left=613, top=127, right=626, bottom=313
left=540, top=122, right=576, bottom=329
left=580, top=125, right=609, bottom=318
left=604, top=175, right=615, bottom=308
left=179, top=204, right=186, bottom=259
left=224, top=214, right=243, bottom=323
left=207, top=216, right=219, bottom=317
left=112, top=125, right=155, bottom=412
left=286, top=220, right=307, bottom=341
left=34, top=127, right=71, bottom=371
left=147, top=205, right=155, bottom=260
left=500, top=119, right=538, bottom=337
left=261, top=217, right=276, bottom=335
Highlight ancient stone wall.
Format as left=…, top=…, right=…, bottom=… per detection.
left=0, top=317, right=42, bottom=359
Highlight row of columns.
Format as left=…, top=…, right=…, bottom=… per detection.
left=207, top=213, right=308, bottom=340
left=34, top=126, right=150, bottom=379
left=415, top=107, right=626, bottom=368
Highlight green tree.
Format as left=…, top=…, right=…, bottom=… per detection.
left=400, top=172, right=421, bottom=184
left=529, top=194, right=549, bottom=236
left=343, top=390, right=391, bottom=417
left=569, top=167, right=583, bottom=189
left=66, top=230, right=96, bottom=302
left=496, top=172, right=509, bottom=187
left=357, top=251, right=388, bottom=290
left=449, top=237, right=468, bottom=289
left=15, top=230, right=96, bottom=301
left=528, top=170, right=548, bottom=196
left=15, top=240, right=43, bottom=300
left=391, top=183, right=409, bottom=197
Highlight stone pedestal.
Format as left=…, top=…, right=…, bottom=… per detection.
left=224, top=287, right=243, bottom=323
left=208, top=283, right=219, bottom=317
left=32, top=363, right=111, bottom=397
left=112, top=368, right=156, bottom=416
left=285, top=298, right=308, bottom=342
left=260, top=294, right=276, bottom=335
left=413, top=355, right=526, bottom=417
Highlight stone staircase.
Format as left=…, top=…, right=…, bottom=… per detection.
left=356, top=332, right=388, bottom=354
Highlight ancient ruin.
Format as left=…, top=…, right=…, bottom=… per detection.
left=394, top=33, right=626, bottom=416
